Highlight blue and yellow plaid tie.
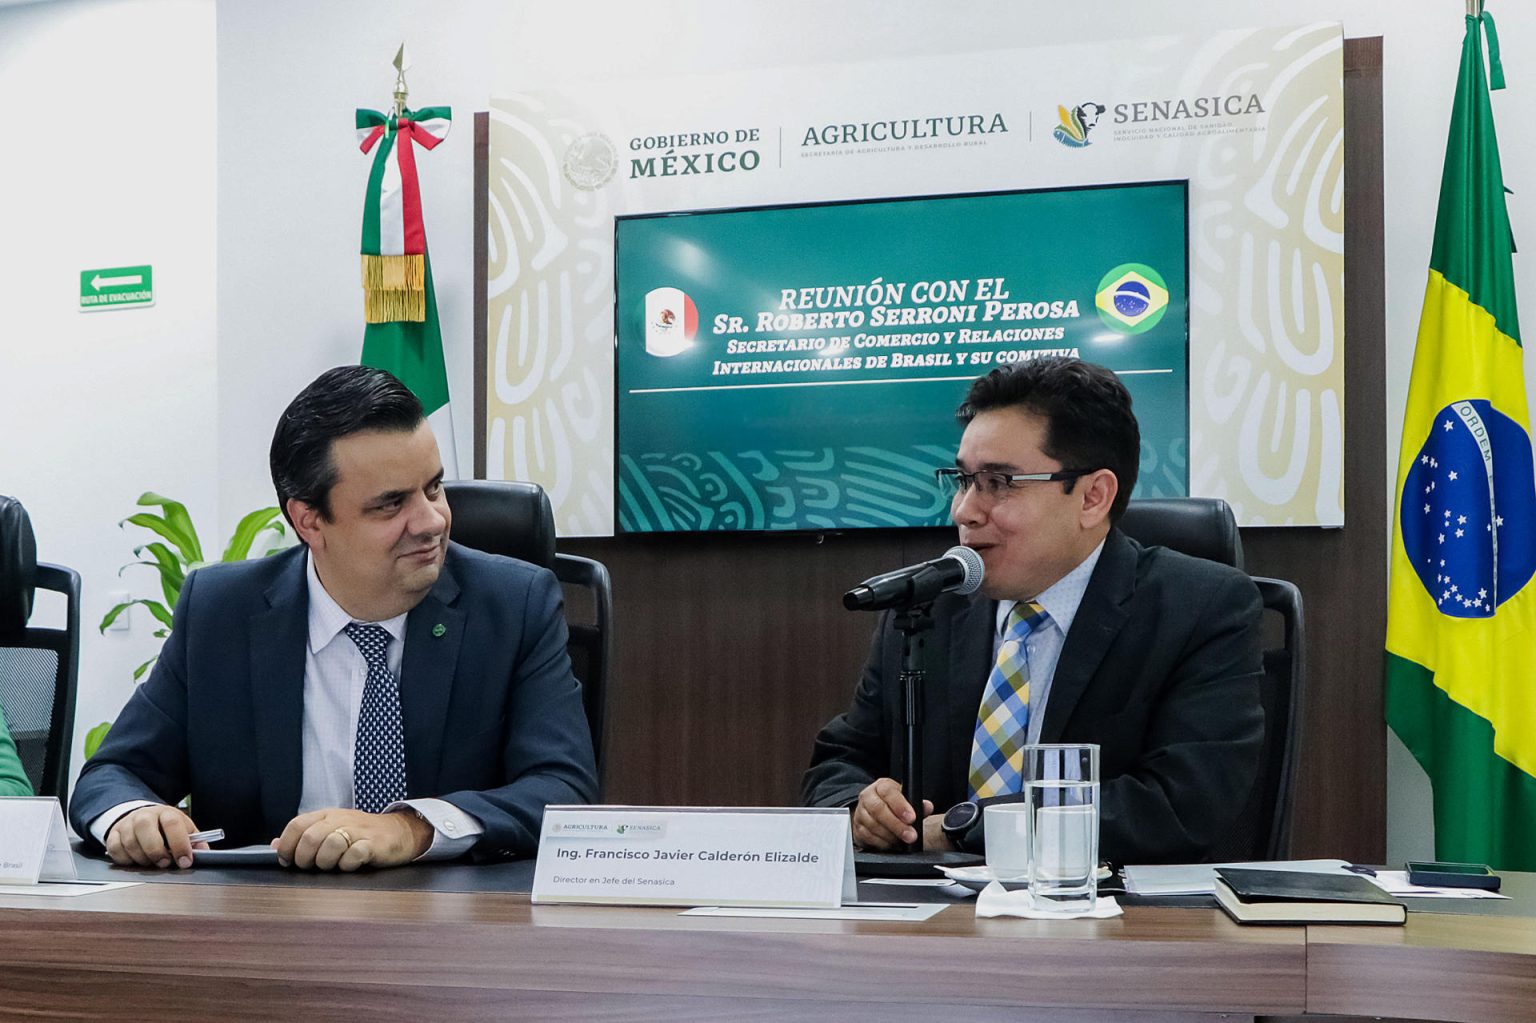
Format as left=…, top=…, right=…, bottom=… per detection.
left=968, top=602, right=1049, bottom=799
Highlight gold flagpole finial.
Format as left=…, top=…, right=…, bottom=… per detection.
left=392, top=43, right=410, bottom=117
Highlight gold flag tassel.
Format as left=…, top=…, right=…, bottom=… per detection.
left=361, top=254, right=426, bottom=323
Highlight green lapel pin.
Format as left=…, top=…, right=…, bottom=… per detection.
left=432, top=623, right=447, bottom=638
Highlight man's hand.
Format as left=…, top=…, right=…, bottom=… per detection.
left=105, top=805, right=208, bottom=869
left=851, top=778, right=934, bottom=850
left=272, top=808, right=433, bottom=871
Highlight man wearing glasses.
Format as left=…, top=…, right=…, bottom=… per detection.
left=802, top=356, right=1264, bottom=864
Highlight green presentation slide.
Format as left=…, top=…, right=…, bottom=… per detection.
left=615, top=182, right=1189, bottom=533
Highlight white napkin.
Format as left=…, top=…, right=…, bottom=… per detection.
left=975, top=881, right=1123, bottom=919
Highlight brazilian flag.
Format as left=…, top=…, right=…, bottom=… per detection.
left=1386, top=8, right=1536, bottom=870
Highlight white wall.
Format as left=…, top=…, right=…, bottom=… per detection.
left=1, top=0, right=217, bottom=792
left=11, top=0, right=1532, bottom=855
left=214, top=0, right=511, bottom=524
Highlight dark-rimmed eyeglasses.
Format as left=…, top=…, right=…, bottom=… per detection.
left=934, top=467, right=1096, bottom=500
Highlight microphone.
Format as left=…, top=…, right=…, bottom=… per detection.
left=843, top=546, right=985, bottom=611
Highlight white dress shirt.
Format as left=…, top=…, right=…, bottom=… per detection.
left=300, top=553, right=482, bottom=857
left=91, top=553, right=484, bottom=859
left=992, top=539, right=1106, bottom=746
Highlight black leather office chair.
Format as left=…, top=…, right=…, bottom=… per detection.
left=1117, top=497, right=1304, bottom=861
left=442, top=480, right=613, bottom=789
left=1247, top=576, right=1304, bottom=860
left=0, top=496, right=82, bottom=807
left=1118, top=497, right=1244, bottom=570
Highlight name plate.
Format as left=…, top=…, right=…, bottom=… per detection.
left=0, top=797, right=78, bottom=884
left=532, top=806, right=856, bottom=908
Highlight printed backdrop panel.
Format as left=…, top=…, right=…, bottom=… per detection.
left=487, top=23, right=1344, bottom=533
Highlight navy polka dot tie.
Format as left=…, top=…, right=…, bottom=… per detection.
left=344, top=623, right=406, bottom=813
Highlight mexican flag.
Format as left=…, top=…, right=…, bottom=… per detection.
left=644, top=286, right=698, bottom=357
left=1386, top=9, right=1536, bottom=870
left=356, top=105, right=457, bottom=474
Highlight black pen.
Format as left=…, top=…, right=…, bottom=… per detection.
left=1343, top=863, right=1376, bottom=877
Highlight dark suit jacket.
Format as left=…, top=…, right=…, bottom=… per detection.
left=70, top=543, right=596, bottom=859
left=802, top=528, right=1263, bottom=864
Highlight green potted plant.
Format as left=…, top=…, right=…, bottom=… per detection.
left=85, top=493, right=288, bottom=758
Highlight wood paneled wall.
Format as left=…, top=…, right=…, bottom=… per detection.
left=473, top=36, right=1387, bottom=861
left=1240, top=37, right=1387, bottom=860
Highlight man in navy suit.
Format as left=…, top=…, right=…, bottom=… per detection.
left=803, top=358, right=1264, bottom=864
left=71, top=366, right=596, bottom=870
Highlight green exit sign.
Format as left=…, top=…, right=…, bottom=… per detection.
left=80, top=265, right=154, bottom=311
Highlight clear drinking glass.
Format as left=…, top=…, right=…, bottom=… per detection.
left=1024, top=743, right=1100, bottom=912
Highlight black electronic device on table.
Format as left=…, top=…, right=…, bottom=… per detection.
left=854, top=849, right=984, bottom=878
left=1406, top=860, right=1502, bottom=891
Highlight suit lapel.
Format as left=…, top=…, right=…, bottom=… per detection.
left=944, top=593, right=998, bottom=786
left=1038, top=530, right=1136, bottom=742
left=250, top=549, right=309, bottom=829
left=399, top=552, right=464, bottom=798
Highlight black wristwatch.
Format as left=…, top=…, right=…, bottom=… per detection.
left=941, top=801, right=981, bottom=842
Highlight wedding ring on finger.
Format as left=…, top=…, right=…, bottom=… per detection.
left=334, top=827, right=354, bottom=848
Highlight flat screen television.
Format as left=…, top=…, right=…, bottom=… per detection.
left=614, top=181, right=1189, bottom=534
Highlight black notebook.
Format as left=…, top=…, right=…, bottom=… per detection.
left=1213, top=868, right=1407, bottom=925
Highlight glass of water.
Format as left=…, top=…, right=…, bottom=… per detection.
left=1024, top=744, right=1100, bottom=913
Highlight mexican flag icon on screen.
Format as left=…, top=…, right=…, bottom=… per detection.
left=645, top=287, right=698, bottom=357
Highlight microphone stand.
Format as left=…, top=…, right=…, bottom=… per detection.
left=892, top=602, right=934, bottom=854
left=841, top=555, right=985, bottom=877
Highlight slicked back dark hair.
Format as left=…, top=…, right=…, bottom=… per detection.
left=956, top=356, right=1140, bottom=523
left=270, top=365, right=425, bottom=526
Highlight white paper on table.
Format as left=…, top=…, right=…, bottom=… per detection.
left=0, top=880, right=141, bottom=898
left=1367, top=871, right=1510, bottom=899
left=681, top=902, right=948, bottom=921
left=976, top=881, right=1122, bottom=918
left=1121, top=858, right=1351, bottom=896
left=863, top=876, right=976, bottom=900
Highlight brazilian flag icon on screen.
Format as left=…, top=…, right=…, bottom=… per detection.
left=1095, top=263, right=1170, bottom=334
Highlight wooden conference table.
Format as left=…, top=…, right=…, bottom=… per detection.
left=0, top=856, right=1533, bottom=1022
